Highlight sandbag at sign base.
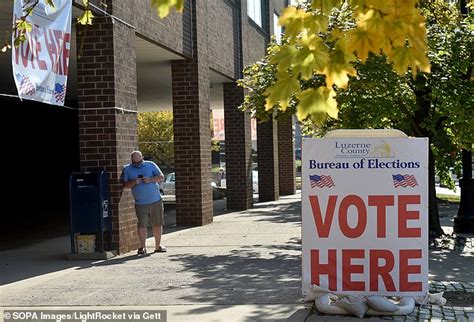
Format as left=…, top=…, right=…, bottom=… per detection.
left=366, top=297, right=415, bottom=316
left=313, top=294, right=415, bottom=318
left=415, top=292, right=447, bottom=306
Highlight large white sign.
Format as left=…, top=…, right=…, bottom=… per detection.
left=302, top=137, right=428, bottom=296
left=12, top=0, right=72, bottom=106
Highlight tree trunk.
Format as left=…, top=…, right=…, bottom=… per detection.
left=428, top=147, right=444, bottom=237
left=413, top=82, right=444, bottom=237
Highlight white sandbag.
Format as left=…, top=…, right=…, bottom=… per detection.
left=314, top=294, right=351, bottom=315
left=366, top=296, right=399, bottom=312
left=303, top=284, right=338, bottom=302
left=335, top=295, right=368, bottom=318
left=415, top=292, right=446, bottom=306
left=429, top=292, right=447, bottom=306
left=366, top=296, right=415, bottom=316
left=303, top=285, right=327, bottom=302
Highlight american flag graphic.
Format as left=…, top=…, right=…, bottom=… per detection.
left=17, top=73, right=36, bottom=95
left=393, top=174, right=418, bottom=188
left=309, top=175, right=335, bottom=188
left=55, top=83, right=66, bottom=103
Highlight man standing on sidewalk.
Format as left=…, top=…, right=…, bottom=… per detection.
left=122, top=151, right=167, bottom=255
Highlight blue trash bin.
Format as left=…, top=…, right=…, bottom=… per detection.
left=69, top=171, right=111, bottom=253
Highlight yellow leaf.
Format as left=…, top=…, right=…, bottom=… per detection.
left=311, top=0, right=339, bottom=15
left=279, top=7, right=308, bottom=39
left=389, top=46, right=411, bottom=75
left=264, top=72, right=300, bottom=112
left=329, top=28, right=343, bottom=41
left=347, top=28, right=380, bottom=62
left=77, top=10, right=94, bottom=25
left=297, top=87, right=338, bottom=124
left=304, top=13, right=328, bottom=34
left=324, top=39, right=357, bottom=88
left=293, top=34, right=329, bottom=76
left=389, top=45, right=430, bottom=77
left=270, top=44, right=297, bottom=71
left=175, top=0, right=185, bottom=12
left=151, top=0, right=180, bottom=19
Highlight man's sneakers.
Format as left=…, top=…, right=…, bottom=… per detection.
left=137, top=247, right=147, bottom=256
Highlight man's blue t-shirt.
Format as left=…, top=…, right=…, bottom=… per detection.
left=123, top=160, right=162, bottom=205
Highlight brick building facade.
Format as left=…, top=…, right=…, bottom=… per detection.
left=0, top=0, right=295, bottom=253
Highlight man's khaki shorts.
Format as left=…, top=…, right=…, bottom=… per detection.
left=134, top=200, right=164, bottom=228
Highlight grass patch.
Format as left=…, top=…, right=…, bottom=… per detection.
left=436, top=194, right=460, bottom=203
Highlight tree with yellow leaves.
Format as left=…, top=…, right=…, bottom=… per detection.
left=264, top=0, right=431, bottom=124
left=239, top=1, right=473, bottom=237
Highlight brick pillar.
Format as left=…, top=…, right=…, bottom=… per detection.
left=76, top=15, right=138, bottom=254
left=224, top=83, right=253, bottom=209
left=278, top=115, right=296, bottom=195
left=171, top=1, right=213, bottom=226
left=257, top=117, right=279, bottom=201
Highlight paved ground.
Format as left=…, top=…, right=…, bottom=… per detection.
left=0, top=193, right=472, bottom=321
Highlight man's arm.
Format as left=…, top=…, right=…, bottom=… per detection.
left=121, top=167, right=140, bottom=189
left=123, top=178, right=141, bottom=189
left=143, top=174, right=164, bottom=184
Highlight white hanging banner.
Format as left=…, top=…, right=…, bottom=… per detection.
left=12, top=0, right=72, bottom=106
left=302, top=135, right=428, bottom=297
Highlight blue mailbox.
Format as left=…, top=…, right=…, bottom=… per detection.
left=69, top=171, right=111, bottom=253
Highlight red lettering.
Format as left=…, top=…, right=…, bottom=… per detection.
left=398, top=195, right=421, bottom=238
left=311, top=249, right=337, bottom=291
left=369, top=250, right=396, bottom=291
left=33, top=25, right=47, bottom=70
left=368, top=195, right=394, bottom=238
left=62, top=32, right=70, bottom=75
left=219, top=118, right=224, bottom=132
left=53, top=30, right=65, bottom=74
left=45, top=29, right=58, bottom=73
left=399, top=249, right=422, bottom=291
left=342, top=249, right=365, bottom=291
left=309, top=195, right=337, bottom=238
left=20, top=39, right=32, bottom=68
left=339, top=195, right=366, bottom=238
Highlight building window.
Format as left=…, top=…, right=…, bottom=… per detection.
left=247, top=0, right=262, bottom=27
left=273, top=13, right=282, bottom=43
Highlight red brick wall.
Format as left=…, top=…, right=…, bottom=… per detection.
left=257, top=117, right=280, bottom=201
left=171, top=1, right=213, bottom=226
left=224, top=83, right=253, bottom=209
left=76, top=16, right=138, bottom=254
left=278, top=115, right=296, bottom=195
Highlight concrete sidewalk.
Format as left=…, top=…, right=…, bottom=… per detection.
left=0, top=193, right=472, bottom=321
